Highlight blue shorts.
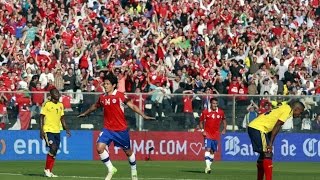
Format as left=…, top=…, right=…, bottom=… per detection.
left=44, top=132, right=60, bottom=147
left=248, top=127, right=271, bottom=153
left=97, top=128, right=130, bottom=150
left=204, top=138, right=218, bottom=152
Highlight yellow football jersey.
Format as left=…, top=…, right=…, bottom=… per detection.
left=41, top=101, right=64, bottom=133
left=248, top=103, right=292, bottom=133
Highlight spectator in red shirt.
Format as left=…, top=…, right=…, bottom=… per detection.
left=227, top=77, right=240, bottom=95
left=183, top=90, right=195, bottom=129
left=61, top=27, right=74, bottom=47
left=129, top=88, right=147, bottom=130
left=258, top=92, right=272, bottom=115
left=61, top=94, right=72, bottom=112
left=237, top=81, right=249, bottom=105
left=9, top=92, right=32, bottom=130
left=45, top=79, right=56, bottom=91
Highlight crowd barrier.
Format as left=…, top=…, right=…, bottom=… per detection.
left=1, top=131, right=320, bottom=161
left=1, top=91, right=319, bottom=132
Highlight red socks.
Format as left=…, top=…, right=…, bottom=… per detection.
left=263, top=159, right=273, bottom=180
left=45, top=154, right=56, bottom=171
left=257, top=161, right=264, bottom=180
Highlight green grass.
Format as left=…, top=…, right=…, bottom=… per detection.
left=0, top=161, right=319, bottom=180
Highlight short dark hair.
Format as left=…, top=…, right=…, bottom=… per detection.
left=210, top=97, right=218, bottom=103
left=104, top=73, right=118, bottom=86
left=50, top=88, right=59, bottom=95
left=290, top=100, right=305, bottom=110
left=179, top=82, right=186, bottom=89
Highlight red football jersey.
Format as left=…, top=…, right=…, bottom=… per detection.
left=183, top=96, right=193, bottom=112
left=61, top=95, right=72, bottom=109
left=15, top=94, right=31, bottom=112
left=31, top=88, right=45, bottom=105
left=128, top=94, right=146, bottom=111
left=0, top=103, right=7, bottom=114
left=96, top=90, right=128, bottom=131
left=199, top=108, right=225, bottom=140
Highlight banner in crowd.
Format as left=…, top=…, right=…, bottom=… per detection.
left=221, top=133, right=320, bottom=161
left=0, top=131, right=93, bottom=160
left=93, top=131, right=221, bottom=161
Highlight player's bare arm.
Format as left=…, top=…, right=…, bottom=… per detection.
left=78, top=104, right=98, bottom=117
left=221, top=118, right=227, bottom=135
left=126, top=100, right=155, bottom=120
left=267, top=120, right=284, bottom=152
left=60, top=115, right=71, bottom=137
left=40, top=114, right=45, bottom=140
left=199, top=121, right=206, bottom=137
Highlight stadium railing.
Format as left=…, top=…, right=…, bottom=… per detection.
left=0, top=90, right=319, bottom=133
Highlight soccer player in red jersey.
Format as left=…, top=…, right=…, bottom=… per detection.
left=199, top=97, right=227, bottom=174
left=78, top=73, right=154, bottom=180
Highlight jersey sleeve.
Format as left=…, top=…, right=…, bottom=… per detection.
left=40, top=102, right=48, bottom=116
left=121, top=92, right=130, bottom=104
left=95, top=95, right=102, bottom=108
left=199, top=110, right=207, bottom=122
left=278, top=105, right=292, bottom=122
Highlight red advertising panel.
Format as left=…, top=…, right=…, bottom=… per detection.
left=93, top=131, right=221, bottom=161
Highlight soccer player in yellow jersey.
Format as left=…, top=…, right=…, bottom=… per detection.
left=40, top=89, right=71, bottom=177
left=248, top=101, right=305, bottom=180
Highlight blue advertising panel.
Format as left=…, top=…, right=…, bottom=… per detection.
left=0, top=130, right=93, bottom=160
left=221, top=133, right=320, bottom=162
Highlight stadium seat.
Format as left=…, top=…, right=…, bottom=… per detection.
left=30, top=119, right=37, bottom=125
left=193, top=112, right=199, bottom=118
left=145, top=104, right=152, bottom=109
left=80, top=124, right=94, bottom=129
left=226, top=125, right=239, bottom=131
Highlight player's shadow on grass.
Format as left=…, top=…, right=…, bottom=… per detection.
left=180, top=170, right=204, bottom=174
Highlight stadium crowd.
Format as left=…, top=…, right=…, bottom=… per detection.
left=0, top=0, right=320, bottom=130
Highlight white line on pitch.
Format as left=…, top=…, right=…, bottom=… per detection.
left=0, top=172, right=200, bottom=180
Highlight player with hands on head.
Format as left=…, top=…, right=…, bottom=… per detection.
left=78, top=73, right=154, bottom=180
left=199, top=97, right=227, bottom=174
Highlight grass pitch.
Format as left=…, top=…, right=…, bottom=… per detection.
left=0, top=161, right=319, bottom=180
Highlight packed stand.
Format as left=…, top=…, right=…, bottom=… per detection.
left=0, top=0, right=320, bottom=131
